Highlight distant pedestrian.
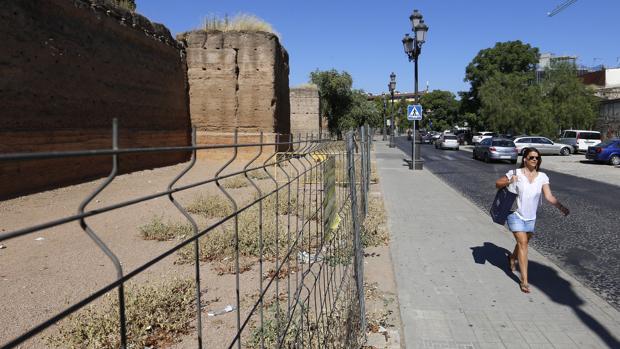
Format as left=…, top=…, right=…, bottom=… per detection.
left=495, top=147, right=569, bottom=293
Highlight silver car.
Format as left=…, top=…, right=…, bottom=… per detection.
left=473, top=138, right=518, bottom=163
left=512, top=136, right=572, bottom=156
left=435, top=134, right=459, bottom=150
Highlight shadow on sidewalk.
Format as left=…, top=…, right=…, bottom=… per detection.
left=470, top=242, right=620, bottom=348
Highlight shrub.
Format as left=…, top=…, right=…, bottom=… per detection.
left=187, top=194, right=233, bottom=218
left=46, top=279, right=195, bottom=348
left=139, top=217, right=192, bottom=241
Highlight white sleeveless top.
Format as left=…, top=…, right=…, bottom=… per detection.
left=505, top=169, right=549, bottom=221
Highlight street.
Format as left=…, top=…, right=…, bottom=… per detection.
left=394, top=136, right=620, bottom=310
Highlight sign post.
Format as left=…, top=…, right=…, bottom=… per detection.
left=407, top=104, right=423, bottom=170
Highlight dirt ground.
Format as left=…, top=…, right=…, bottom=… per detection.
left=0, top=147, right=404, bottom=348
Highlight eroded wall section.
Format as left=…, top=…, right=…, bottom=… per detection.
left=0, top=0, right=191, bottom=199
left=179, top=30, right=290, bottom=157
left=290, top=85, right=320, bottom=136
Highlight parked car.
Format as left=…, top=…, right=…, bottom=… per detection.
left=435, top=134, right=459, bottom=150
left=421, top=132, right=435, bottom=144
left=473, top=138, right=518, bottom=163
left=558, top=129, right=602, bottom=153
left=513, top=136, right=573, bottom=156
left=586, top=139, right=620, bottom=165
left=472, top=131, right=497, bottom=144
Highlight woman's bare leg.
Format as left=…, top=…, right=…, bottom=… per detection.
left=513, top=231, right=530, bottom=292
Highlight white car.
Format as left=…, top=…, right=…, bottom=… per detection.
left=472, top=131, right=497, bottom=144
left=435, top=134, right=459, bottom=150
left=558, top=130, right=602, bottom=153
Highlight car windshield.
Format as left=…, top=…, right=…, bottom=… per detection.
left=444, top=135, right=457, bottom=140
left=492, top=140, right=514, bottom=147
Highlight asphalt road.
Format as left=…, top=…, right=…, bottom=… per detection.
left=393, top=136, right=620, bottom=310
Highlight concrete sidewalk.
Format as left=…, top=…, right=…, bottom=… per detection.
left=374, top=141, right=620, bottom=349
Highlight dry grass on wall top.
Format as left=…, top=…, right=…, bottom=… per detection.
left=46, top=279, right=195, bottom=348
left=202, top=13, right=280, bottom=37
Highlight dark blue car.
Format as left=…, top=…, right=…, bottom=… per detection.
left=586, top=139, right=620, bottom=166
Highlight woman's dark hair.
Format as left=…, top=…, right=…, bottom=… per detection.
left=521, top=147, right=542, bottom=171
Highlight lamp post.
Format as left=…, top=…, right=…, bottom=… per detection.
left=382, top=93, right=387, bottom=141
left=388, top=72, right=396, bottom=148
left=402, top=9, right=429, bottom=170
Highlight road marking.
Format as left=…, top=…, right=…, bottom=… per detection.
left=442, top=155, right=456, bottom=160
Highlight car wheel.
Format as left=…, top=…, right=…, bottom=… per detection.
left=472, top=151, right=477, bottom=160
left=455, top=147, right=460, bottom=151
left=560, top=147, right=571, bottom=156
left=484, top=153, right=490, bottom=163
left=511, top=159, right=517, bottom=164
left=610, top=155, right=620, bottom=166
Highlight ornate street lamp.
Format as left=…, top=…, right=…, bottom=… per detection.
left=388, top=72, right=396, bottom=148
left=402, top=9, right=429, bottom=170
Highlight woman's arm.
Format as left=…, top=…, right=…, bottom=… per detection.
left=542, top=184, right=569, bottom=215
left=495, top=176, right=510, bottom=189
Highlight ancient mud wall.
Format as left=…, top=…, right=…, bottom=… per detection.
left=179, top=30, right=290, bottom=158
left=290, top=85, right=320, bottom=136
left=0, top=0, right=191, bottom=199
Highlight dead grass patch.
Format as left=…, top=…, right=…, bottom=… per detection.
left=46, top=279, right=195, bottom=348
left=139, top=217, right=192, bottom=241
left=221, top=176, right=249, bottom=189
left=187, top=193, right=233, bottom=218
left=362, top=196, right=388, bottom=247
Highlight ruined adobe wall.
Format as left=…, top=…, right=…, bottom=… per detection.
left=0, top=0, right=191, bottom=199
left=178, top=30, right=290, bottom=157
left=290, top=85, right=320, bottom=136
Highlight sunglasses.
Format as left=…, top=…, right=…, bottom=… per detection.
left=527, top=156, right=540, bottom=161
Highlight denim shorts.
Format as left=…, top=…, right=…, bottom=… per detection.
left=506, top=212, right=536, bottom=233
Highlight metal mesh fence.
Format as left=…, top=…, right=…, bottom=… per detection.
left=0, top=121, right=374, bottom=348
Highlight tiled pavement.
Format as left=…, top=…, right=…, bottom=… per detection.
left=375, top=141, right=620, bottom=349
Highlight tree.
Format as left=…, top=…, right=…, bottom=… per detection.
left=478, top=73, right=554, bottom=136
left=419, top=90, right=459, bottom=131
left=463, top=41, right=540, bottom=124
left=540, top=62, right=598, bottom=133
left=310, top=69, right=353, bottom=136
left=339, top=90, right=380, bottom=130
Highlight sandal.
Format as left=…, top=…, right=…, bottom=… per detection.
left=508, top=254, right=516, bottom=272
left=519, top=283, right=530, bottom=293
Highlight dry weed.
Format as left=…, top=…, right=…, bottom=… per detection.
left=361, top=196, right=388, bottom=247
left=221, top=175, right=249, bottom=189
left=187, top=193, right=233, bottom=218
left=46, top=279, right=195, bottom=348
left=139, top=217, right=192, bottom=241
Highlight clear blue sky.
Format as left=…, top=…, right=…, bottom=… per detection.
left=137, top=0, right=620, bottom=96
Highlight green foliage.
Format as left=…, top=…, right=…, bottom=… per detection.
left=463, top=41, right=540, bottom=129
left=419, top=90, right=459, bottom=131
left=310, top=69, right=353, bottom=135
left=465, top=40, right=540, bottom=93
left=339, top=90, right=380, bottom=130
left=479, top=73, right=554, bottom=136
left=47, top=279, right=195, bottom=348
left=540, top=62, right=599, bottom=132
left=464, top=41, right=597, bottom=135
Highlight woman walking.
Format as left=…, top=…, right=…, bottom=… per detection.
left=495, top=148, right=570, bottom=293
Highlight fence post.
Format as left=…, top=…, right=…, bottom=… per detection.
left=359, top=126, right=368, bottom=217
left=347, top=132, right=366, bottom=339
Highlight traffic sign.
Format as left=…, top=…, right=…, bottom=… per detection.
left=407, top=104, right=423, bottom=121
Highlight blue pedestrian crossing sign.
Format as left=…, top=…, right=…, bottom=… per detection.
left=407, top=104, right=423, bottom=121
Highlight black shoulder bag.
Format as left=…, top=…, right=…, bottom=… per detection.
left=489, top=169, right=518, bottom=225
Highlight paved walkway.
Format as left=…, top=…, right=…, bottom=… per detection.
left=375, top=141, right=620, bottom=349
